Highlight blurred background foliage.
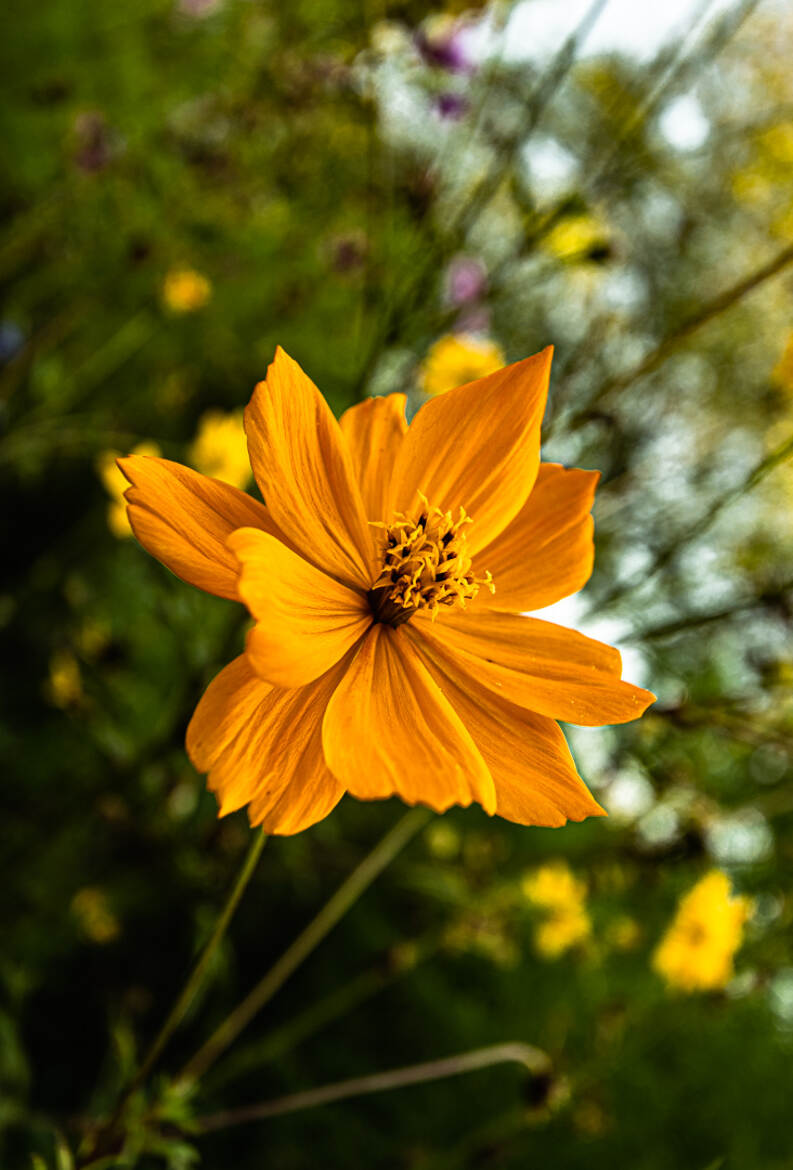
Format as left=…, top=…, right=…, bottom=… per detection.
left=3, top=0, right=793, bottom=1166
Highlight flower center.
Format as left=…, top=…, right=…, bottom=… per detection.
left=368, top=499, right=494, bottom=627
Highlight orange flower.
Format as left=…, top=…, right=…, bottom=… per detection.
left=119, top=346, right=654, bottom=835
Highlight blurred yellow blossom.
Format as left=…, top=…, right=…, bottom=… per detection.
left=652, top=870, right=753, bottom=992
left=730, top=123, right=793, bottom=241
left=730, top=167, right=774, bottom=207
left=523, top=861, right=592, bottom=959
left=71, top=887, right=120, bottom=944
left=419, top=333, right=505, bottom=397
left=188, top=409, right=250, bottom=489
left=98, top=441, right=161, bottom=537
left=535, top=906, right=592, bottom=959
left=161, top=267, right=212, bottom=313
left=522, top=860, right=587, bottom=909
left=76, top=618, right=111, bottom=659
left=46, top=649, right=84, bottom=708
left=543, top=214, right=610, bottom=261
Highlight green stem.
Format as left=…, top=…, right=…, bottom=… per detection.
left=126, top=830, right=267, bottom=1097
left=195, top=1042, right=550, bottom=1131
left=174, top=806, right=431, bottom=1093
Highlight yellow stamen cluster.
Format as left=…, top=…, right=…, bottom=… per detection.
left=369, top=499, right=494, bottom=626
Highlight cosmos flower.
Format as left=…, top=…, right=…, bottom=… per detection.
left=420, top=334, right=505, bottom=398
left=119, top=346, right=654, bottom=835
left=652, top=870, right=753, bottom=992
left=188, top=409, right=251, bottom=491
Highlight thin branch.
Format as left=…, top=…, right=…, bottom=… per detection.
left=590, top=425, right=793, bottom=613
left=626, top=578, right=793, bottom=642
left=566, top=241, right=793, bottom=428
left=455, top=0, right=612, bottom=238
left=196, top=1042, right=550, bottom=1132
left=351, top=0, right=611, bottom=396
left=585, top=0, right=762, bottom=195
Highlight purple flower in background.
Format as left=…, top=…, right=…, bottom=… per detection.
left=416, top=15, right=476, bottom=74
left=435, top=92, right=469, bottom=121
left=445, top=256, right=488, bottom=306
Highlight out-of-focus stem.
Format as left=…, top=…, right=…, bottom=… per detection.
left=76, top=830, right=266, bottom=1169
left=196, top=1042, right=550, bottom=1131
left=126, top=830, right=267, bottom=1097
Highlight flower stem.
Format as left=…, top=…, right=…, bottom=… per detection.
left=195, top=1042, right=550, bottom=1131
left=126, top=829, right=267, bottom=1097
left=174, top=806, right=432, bottom=1093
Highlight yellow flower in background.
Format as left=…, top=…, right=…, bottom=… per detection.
left=730, top=167, right=774, bottom=207
left=71, top=887, right=120, bottom=944
left=162, top=267, right=212, bottom=314
left=535, top=905, right=592, bottom=959
left=522, top=860, right=587, bottom=909
left=652, top=870, right=753, bottom=993
left=544, top=214, right=609, bottom=261
left=98, top=441, right=161, bottom=538
left=76, top=618, right=111, bottom=659
left=420, top=334, right=505, bottom=397
left=46, top=649, right=84, bottom=708
left=772, top=333, right=793, bottom=391
left=188, top=409, right=251, bottom=490
left=523, top=860, right=592, bottom=959
left=730, top=124, right=793, bottom=241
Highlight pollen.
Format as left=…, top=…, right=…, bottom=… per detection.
left=368, top=497, right=494, bottom=627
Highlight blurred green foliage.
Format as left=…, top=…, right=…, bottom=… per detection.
left=3, top=0, right=793, bottom=1167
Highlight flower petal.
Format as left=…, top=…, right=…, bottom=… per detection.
left=475, top=462, right=599, bottom=612
left=322, top=624, right=496, bottom=815
left=410, top=630, right=605, bottom=826
left=119, top=455, right=274, bottom=601
left=228, top=528, right=372, bottom=688
left=339, top=393, right=407, bottom=521
left=186, top=655, right=345, bottom=836
left=415, top=610, right=655, bottom=726
left=387, top=348, right=552, bottom=554
left=245, top=347, right=375, bottom=589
